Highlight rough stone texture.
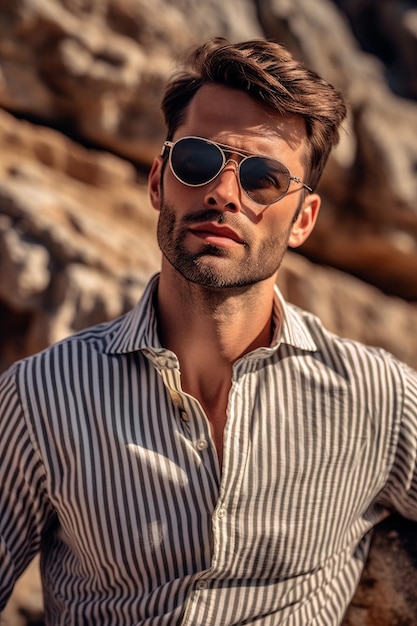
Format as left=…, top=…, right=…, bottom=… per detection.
left=0, top=0, right=262, bottom=161
left=333, top=0, right=417, bottom=101
left=0, top=107, right=161, bottom=374
left=256, top=0, right=417, bottom=298
left=0, top=0, right=417, bottom=624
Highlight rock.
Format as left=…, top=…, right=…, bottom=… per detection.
left=0, top=0, right=262, bottom=162
left=342, top=515, right=417, bottom=626
left=0, top=107, right=160, bottom=373
left=1, top=1, right=417, bottom=625
left=333, top=0, right=417, bottom=101
left=257, top=0, right=417, bottom=296
left=278, top=253, right=417, bottom=371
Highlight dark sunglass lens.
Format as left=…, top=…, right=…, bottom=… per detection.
left=171, top=138, right=223, bottom=186
left=240, top=157, right=290, bottom=204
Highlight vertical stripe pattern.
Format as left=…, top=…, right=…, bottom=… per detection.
left=1, top=273, right=417, bottom=625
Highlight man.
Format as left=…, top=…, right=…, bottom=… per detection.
left=1, top=38, right=416, bottom=626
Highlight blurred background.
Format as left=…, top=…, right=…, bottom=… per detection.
left=0, top=0, right=416, bottom=624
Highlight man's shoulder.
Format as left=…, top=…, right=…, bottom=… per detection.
left=285, top=301, right=410, bottom=380
left=12, top=274, right=160, bottom=376
left=10, top=313, right=128, bottom=379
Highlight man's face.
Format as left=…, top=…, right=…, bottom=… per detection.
left=149, top=84, right=319, bottom=290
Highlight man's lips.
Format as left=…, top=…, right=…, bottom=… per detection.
left=188, top=222, right=244, bottom=245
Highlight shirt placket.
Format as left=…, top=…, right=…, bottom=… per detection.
left=180, top=362, right=252, bottom=626
left=156, top=358, right=219, bottom=465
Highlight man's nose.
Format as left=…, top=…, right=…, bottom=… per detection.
left=203, top=160, right=242, bottom=212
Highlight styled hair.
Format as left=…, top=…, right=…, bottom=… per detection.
left=161, top=37, right=347, bottom=190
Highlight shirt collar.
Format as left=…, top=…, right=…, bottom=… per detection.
left=104, top=273, right=317, bottom=356
left=104, top=273, right=163, bottom=355
left=274, top=287, right=318, bottom=352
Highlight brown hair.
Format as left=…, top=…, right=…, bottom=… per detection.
left=161, top=37, right=347, bottom=191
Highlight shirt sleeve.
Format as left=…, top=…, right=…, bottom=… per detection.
left=383, top=361, right=417, bottom=520
left=0, top=362, right=52, bottom=610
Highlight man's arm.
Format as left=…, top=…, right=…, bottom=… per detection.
left=382, top=361, right=417, bottom=520
left=0, top=363, right=49, bottom=610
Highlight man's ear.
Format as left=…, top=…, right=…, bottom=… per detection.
left=288, top=194, right=321, bottom=248
left=148, top=156, right=163, bottom=211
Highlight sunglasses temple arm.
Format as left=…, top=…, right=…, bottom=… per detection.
left=161, top=141, right=173, bottom=156
left=291, top=176, right=312, bottom=193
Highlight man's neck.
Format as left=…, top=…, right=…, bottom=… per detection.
left=156, top=267, right=277, bottom=367
left=155, top=265, right=277, bottom=466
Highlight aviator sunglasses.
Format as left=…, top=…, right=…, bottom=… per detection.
left=162, top=136, right=312, bottom=206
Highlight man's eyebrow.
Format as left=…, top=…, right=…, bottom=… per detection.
left=212, top=139, right=282, bottom=160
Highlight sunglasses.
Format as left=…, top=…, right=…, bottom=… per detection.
left=162, top=136, right=312, bottom=206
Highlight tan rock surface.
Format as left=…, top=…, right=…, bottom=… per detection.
left=1, top=0, right=417, bottom=625
left=0, top=107, right=160, bottom=373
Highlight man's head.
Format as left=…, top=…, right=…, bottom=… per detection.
left=161, top=37, right=347, bottom=192
left=149, top=38, right=347, bottom=290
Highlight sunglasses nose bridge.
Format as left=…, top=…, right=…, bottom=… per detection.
left=216, top=158, right=245, bottom=194
left=220, top=157, right=257, bottom=203
left=203, top=156, right=244, bottom=212
left=222, top=157, right=240, bottom=173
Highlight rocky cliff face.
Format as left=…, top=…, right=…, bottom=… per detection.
left=0, top=1, right=417, bottom=624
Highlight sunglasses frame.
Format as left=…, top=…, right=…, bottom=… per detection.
left=161, top=135, right=313, bottom=206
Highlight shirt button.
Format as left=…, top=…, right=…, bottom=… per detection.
left=156, top=356, right=167, bottom=367
left=170, top=391, right=181, bottom=404
left=217, top=506, right=226, bottom=519
left=196, top=438, right=208, bottom=451
left=196, top=580, right=208, bottom=590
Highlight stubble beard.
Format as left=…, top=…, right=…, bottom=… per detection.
left=156, top=200, right=292, bottom=290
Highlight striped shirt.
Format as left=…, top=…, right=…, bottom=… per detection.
left=1, top=273, right=417, bottom=626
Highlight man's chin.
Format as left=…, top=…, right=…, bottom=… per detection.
left=173, top=263, right=259, bottom=290
left=162, top=250, right=275, bottom=290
